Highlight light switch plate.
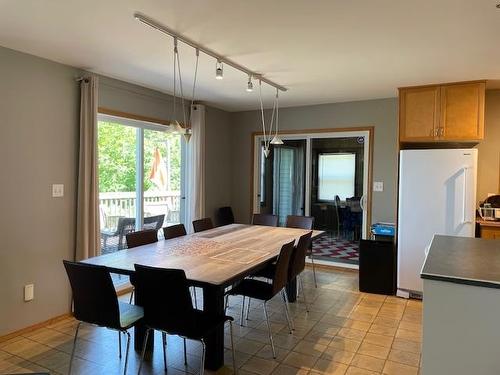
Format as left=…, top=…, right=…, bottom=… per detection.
left=373, top=181, right=384, bottom=192
left=52, top=184, right=64, bottom=197
left=24, top=284, right=34, bottom=302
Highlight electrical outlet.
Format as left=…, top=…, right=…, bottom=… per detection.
left=24, top=284, right=34, bottom=302
left=373, top=181, right=384, bottom=192
left=52, top=184, right=64, bottom=197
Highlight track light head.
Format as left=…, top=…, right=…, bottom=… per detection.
left=246, top=75, right=253, bottom=92
left=215, top=60, right=223, bottom=80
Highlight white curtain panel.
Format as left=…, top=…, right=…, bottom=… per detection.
left=75, top=75, right=100, bottom=260
left=185, top=104, right=206, bottom=232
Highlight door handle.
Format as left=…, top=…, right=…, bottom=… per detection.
left=462, top=166, right=471, bottom=224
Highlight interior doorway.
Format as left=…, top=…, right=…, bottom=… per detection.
left=253, top=129, right=372, bottom=269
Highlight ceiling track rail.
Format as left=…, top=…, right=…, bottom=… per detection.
left=134, top=12, right=288, bottom=92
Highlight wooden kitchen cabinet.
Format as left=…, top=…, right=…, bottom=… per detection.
left=399, top=86, right=440, bottom=142
left=399, top=81, right=485, bottom=144
left=477, top=220, right=500, bottom=239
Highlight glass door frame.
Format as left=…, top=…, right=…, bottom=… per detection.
left=252, top=129, right=373, bottom=239
left=98, top=113, right=187, bottom=229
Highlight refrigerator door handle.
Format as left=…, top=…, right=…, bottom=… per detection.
left=462, top=166, right=472, bottom=224
left=360, top=194, right=366, bottom=211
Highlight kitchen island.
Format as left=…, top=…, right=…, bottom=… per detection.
left=420, top=235, right=500, bottom=375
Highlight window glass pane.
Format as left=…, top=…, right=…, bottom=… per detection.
left=318, top=153, right=355, bottom=201
left=143, top=129, right=182, bottom=238
left=98, top=120, right=137, bottom=254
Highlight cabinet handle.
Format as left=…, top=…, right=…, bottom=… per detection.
left=440, top=128, right=445, bottom=136
left=434, top=128, right=438, bottom=137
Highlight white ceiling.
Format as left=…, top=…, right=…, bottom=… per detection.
left=1, top=0, right=499, bottom=111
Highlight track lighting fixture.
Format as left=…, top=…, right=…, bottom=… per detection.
left=215, top=60, right=223, bottom=80
left=246, top=75, right=254, bottom=92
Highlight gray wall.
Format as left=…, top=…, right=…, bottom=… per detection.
left=477, top=90, right=500, bottom=202
left=0, top=46, right=232, bottom=336
left=0, top=47, right=80, bottom=335
left=229, top=98, right=399, bottom=224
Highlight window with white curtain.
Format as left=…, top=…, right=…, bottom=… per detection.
left=318, top=153, right=356, bottom=201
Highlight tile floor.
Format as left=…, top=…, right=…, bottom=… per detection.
left=0, top=267, right=422, bottom=375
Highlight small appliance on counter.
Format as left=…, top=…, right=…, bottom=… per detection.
left=478, top=194, right=500, bottom=221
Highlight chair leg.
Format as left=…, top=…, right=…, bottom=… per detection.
left=309, top=249, right=318, bottom=288
left=138, top=328, right=151, bottom=375
left=299, top=274, right=310, bottom=312
left=281, top=290, right=294, bottom=333
left=183, top=338, right=188, bottom=366
left=129, top=289, right=134, bottom=304
left=162, top=332, right=168, bottom=371
left=68, top=322, right=81, bottom=375
left=228, top=321, right=238, bottom=374
left=245, top=298, right=251, bottom=320
left=240, top=296, right=246, bottom=326
left=118, top=331, right=122, bottom=358
left=262, top=302, right=276, bottom=359
left=123, top=331, right=131, bottom=375
left=199, top=339, right=206, bottom=375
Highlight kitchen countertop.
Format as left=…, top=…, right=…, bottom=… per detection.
left=476, top=218, right=500, bottom=227
left=421, top=235, right=500, bottom=289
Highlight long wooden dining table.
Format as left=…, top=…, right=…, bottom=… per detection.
left=82, top=223, right=324, bottom=370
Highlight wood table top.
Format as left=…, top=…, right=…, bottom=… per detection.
left=83, top=224, right=324, bottom=287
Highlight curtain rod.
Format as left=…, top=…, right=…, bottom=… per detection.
left=133, top=12, right=288, bottom=92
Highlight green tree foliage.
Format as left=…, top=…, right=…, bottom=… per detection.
left=98, top=121, right=181, bottom=192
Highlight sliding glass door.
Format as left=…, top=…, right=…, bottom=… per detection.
left=98, top=114, right=184, bottom=255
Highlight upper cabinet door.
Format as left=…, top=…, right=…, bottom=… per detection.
left=440, top=82, right=485, bottom=141
left=399, top=86, right=440, bottom=142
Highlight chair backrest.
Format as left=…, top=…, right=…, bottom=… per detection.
left=126, top=229, right=158, bottom=249
left=271, top=240, right=295, bottom=294
left=133, top=264, right=195, bottom=334
left=192, top=217, right=214, bottom=233
left=216, top=206, right=235, bottom=226
left=252, top=213, right=279, bottom=227
left=285, top=215, right=314, bottom=230
left=288, top=231, right=313, bottom=281
left=163, top=223, right=187, bottom=239
left=63, top=261, right=120, bottom=329
left=117, top=217, right=136, bottom=235
left=144, top=214, right=165, bottom=230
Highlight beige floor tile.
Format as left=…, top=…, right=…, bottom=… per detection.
left=241, top=356, right=279, bottom=375
left=362, top=333, right=393, bottom=348
left=311, top=359, right=349, bottom=375
left=321, top=347, right=355, bottom=365
left=235, top=338, right=266, bottom=355
left=372, top=317, right=400, bottom=329
left=328, top=337, right=362, bottom=353
left=357, top=342, right=390, bottom=360
left=337, top=328, right=366, bottom=341
left=272, top=363, right=309, bottom=375
left=350, top=353, right=385, bottom=372
left=345, top=366, right=379, bottom=375
left=388, top=349, right=420, bottom=367
left=342, top=320, right=371, bottom=332
left=382, top=360, right=419, bottom=375
left=368, top=324, right=397, bottom=337
left=303, top=330, right=335, bottom=346
left=395, top=329, right=422, bottom=343
left=292, top=341, right=327, bottom=357
left=282, top=351, right=319, bottom=370
left=397, top=321, right=422, bottom=333
left=255, top=344, right=289, bottom=362
left=391, top=338, right=421, bottom=354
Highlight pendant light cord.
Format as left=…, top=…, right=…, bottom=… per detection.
left=259, top=80, right=268, bottom=148
left=189, top=49, right=200, bottom=124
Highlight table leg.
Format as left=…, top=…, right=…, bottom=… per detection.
left=203, top=285, right=225, bottom=370
left=131, top=276, right=154, bottom=356
left=286, top=277, right=297, bottom=302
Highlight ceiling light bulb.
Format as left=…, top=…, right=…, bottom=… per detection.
left=270, top=135, right=284, bottom=145
left=215, top=60, right=223, bottom=80
left=246, top=76, right=254, bottom=92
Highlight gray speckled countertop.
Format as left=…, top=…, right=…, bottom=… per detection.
left=421, top=235, right=500, bottom=288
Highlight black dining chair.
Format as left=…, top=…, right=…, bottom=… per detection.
left=125, top=229, right=158, bottom=249
left=252, top=213, right=279, bottom=227
left=285, top=215, right=317, bottom=288
left=125, top=229, right=158, bottom=304
left=163, top=223, right=187, bottom=239
left=252, top=232, right=313, bottom=312
left=228, top=240, right=295, bottom=359
left=192, top=218, right=214, bottom=233
left=163, top=223, right=199, bottom=309
left=63, top=261, right=143, bottom=375
left=134, top=264, right=237, bottom=375
left=216, top=206, right=235, bottom=226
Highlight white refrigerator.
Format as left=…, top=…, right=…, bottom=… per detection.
left=397, top=149, right=477, bottom=296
